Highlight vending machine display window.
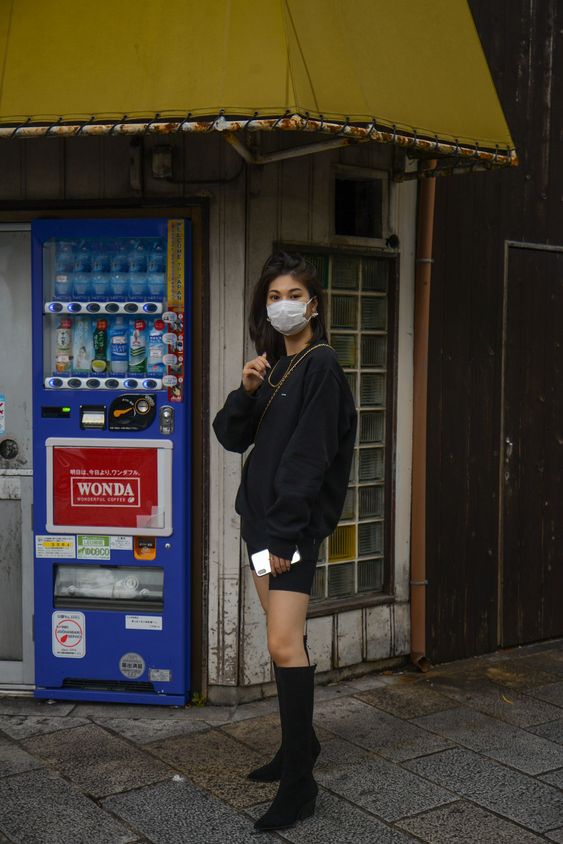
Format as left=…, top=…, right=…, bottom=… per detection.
left=54, top=565, right=164, bottom=612
left=41, top=233, right=183, bottom=392
left=45, top=437, right=173, bottom=536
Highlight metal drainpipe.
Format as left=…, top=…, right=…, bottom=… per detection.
left=410, top=157, right=437, bottom=672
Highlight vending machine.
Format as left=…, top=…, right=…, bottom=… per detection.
left=31, top=218, right=191, bottom=705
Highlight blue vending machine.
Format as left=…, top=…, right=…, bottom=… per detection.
left=31, top=218, right=191, bottom=705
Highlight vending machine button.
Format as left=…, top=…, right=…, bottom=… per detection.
left=86, top=303, right=101, bottom=313
left=67, top=302, right=82, bottom=313
left=124, top=378, right=139, bottom=389
left=105, top=378, right=120, bottom=389
left=143, top=379, right=158, bottom=389
left=48, top=377, right=63, bottom=388
left=48, top=302, right=63, bottom=312
left=86, top=378, right=101, bottom=389
left=143, top=303, right=158, bottom=313
left=68, top=378, right=82, bottom=388
left=124, top=302, right=139, bottom=313
left=105, top=302, right=119, bottom=313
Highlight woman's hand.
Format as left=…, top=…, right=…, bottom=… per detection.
left=269, top=553, right=292, bottom=576
left=242, top=352, right=271, bottom=395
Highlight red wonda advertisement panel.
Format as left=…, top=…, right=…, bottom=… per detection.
left=52, top=447, right=159, bottom=529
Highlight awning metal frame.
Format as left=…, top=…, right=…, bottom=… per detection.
left=0, top=112, right=518, bottom=169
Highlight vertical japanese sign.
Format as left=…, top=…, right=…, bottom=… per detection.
left=164, top=220, right=185, bottom=403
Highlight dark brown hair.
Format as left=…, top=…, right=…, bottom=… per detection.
left=248, top=251, right=328, bottom=362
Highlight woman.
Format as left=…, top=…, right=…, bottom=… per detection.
left=212, top=251, right=357, bottom=831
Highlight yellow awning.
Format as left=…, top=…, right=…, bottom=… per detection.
left=0, top=0, right=517, bottom=166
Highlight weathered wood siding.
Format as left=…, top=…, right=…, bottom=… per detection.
left=427, top=0, right=562, bottom=661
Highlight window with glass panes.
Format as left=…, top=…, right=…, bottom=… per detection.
left=306, top=253, right=393, bottom=602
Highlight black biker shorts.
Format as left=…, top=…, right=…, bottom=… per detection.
left=246, top=539, right=319, bottom=595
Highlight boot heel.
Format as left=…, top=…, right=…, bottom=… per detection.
left=298, top=796, right=316, bottom=820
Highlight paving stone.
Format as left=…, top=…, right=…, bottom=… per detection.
left=316, top=754, right=456, bottom=822
left=546, top=828, right=563, bottom=843
left=0, top=696, right=76, bottom=717
left=404, top=746, right=563, bottom=833
left=22, top=723, right=173, bottom=798
left=527, top=717, right=563, bottom=744
left=0, top=735, right=43, bottom=778
left=95, top=716, right=212, bottom=745
left=354, top=681, right=458, bottom=720
left=515, top=651, right=563, bottom=677
left=342, top=673, right=390, bottom=691
left=70, top=701, right=235, bottom=724
left=0, top=714, right=90, bottom=740
left=482, top=659, right=558, bottom=690
left=229, top=698, right=280, bottom=722
left=246, top=788, right=420, bottom=843
left=417, top=676, right=563, bottom=728
left=314, top=696, right=453, bottom=761
left=539, top=767, right=563, bottom=788
left=396, top=798, right=546, bottom=843
left=220, top=711, right=334, bottom=756
left=524, top=682, right=563, bottom=709
left=149, top=726, right=278, bottom=809
left=312, top=736, right=375, bottom=771
left=104, top=778, right=277, bottom=843
left=0, top=768, right=136, bottom=843
left=314, top=681, right=378, bottom=703
left=412, top=705, right=563, bottom=773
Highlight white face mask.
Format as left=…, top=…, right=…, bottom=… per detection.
left=266, top=296, right=316, bottom=336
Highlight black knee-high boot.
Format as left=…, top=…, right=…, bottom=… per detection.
left=247, top=634, right=321, bottom=782
left=253, top=662, right=318, bottom=831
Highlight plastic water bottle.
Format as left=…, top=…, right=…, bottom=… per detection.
left=54, top=241, right=75, bottom=300
left=147, top=319, right=166, bottom=375
left=110, top=240, right=129, bottom=299
left=73, top=241, right=92, bottom=300
left=127, top=240, right=147, bottom=299
left=91, top=242, right=111, bottom=299
left=147, top=239, right=166, bottom=299
left=109, top=316, right=128, bottom=374
left=128, top=319, right=147, bottom=373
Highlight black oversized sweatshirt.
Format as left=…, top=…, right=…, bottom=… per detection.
left=212, top=339, right=358, bottom=560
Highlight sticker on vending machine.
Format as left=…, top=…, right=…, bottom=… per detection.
left=77, top=535, right=111, bottom=560
left=52, top=611, right=86, bottom=658
left=119, top=652, right=145, bottom=679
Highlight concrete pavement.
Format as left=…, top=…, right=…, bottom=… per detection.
left=0, top=638, right=562, bottom=842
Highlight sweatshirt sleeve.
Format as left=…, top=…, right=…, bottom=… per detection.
left=265, top=367, right=344, bottom=559
left=212, top=381, right=262, bottom=453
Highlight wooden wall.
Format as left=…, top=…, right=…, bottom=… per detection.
left=426, top=0, right=562, bottom=662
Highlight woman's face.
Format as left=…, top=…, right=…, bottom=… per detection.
left=266, top=275, right=317, bottom=317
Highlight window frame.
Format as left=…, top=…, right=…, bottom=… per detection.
left=331, top=164, right=391, bottom=248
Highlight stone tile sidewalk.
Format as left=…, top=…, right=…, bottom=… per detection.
left=0, top=639, right=562, bottom=843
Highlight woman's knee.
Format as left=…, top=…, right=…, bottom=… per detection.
left=267, top=631, right=302, bottom=663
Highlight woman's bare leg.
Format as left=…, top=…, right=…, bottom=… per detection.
left=251, top=569, right=270, bottom=615
left=267, top=590, right=310, bottom=667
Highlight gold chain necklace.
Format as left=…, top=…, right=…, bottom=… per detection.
left=267, top=350, right=301, bottom=388
left=256, top=342, right=334, bottom=435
